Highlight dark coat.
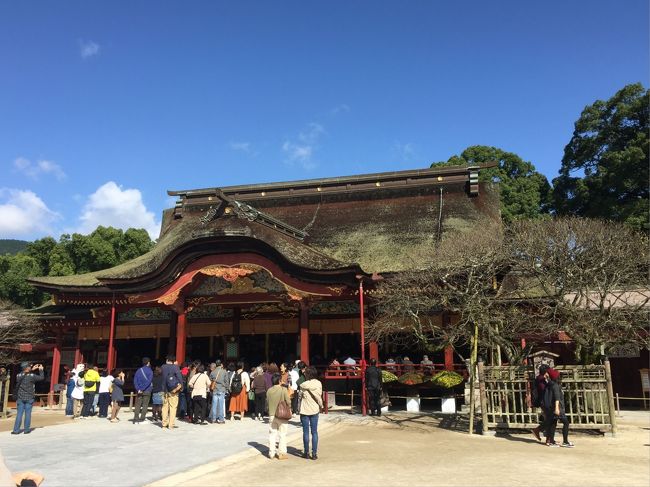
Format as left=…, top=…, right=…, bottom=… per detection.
left=365, top=366, right=383, bottom=390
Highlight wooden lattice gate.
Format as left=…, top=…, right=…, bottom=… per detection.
left=477, top=360, right=617, bottom=435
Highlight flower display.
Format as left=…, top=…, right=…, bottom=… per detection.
left=430, top=371, right=464, bottom=389
left=381, top=370, right=398, bottom=383
left=398, top=372, right=424, bottom=385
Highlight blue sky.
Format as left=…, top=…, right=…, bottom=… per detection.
left=1, top=1, right=648, bottom=240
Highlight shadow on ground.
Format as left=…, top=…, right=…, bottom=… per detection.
left=248, top=441, right=303, bottom=458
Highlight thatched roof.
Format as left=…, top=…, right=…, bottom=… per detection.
left=29, top=164, right=500, bottom=291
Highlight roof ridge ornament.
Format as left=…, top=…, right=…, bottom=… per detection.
left=197, top=189, right=309, bottom=241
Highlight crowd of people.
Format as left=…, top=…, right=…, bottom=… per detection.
left=56, top=355, right=324, bottom=460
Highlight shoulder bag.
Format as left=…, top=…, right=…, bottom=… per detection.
left=275, top=396, right=292, bottom=420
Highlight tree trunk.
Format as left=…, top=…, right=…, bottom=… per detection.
left=468, top=321, right=479, bottom=435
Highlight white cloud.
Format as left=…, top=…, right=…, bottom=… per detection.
left=393, top=141, right=417, bottom=161
left=13, top=157, right=66, bottom=181
left=282, top=123, right=325, bottom=170
left=331, top=104, right=350, bottom=115
left=79, top=39, right=100, bottom=59
left=0, top=188, right=61, bottom=238
left=229, top=141, right=251, bottom=153
left=77, top=182, right=160, bottom=239
left=299, top=123, right=325, bottom=144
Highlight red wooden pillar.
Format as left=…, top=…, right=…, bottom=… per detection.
left=444, top=345, right=454, bottom=370
left=299, top=301, right=310, bottom=365
left=176, top=311, right=187, bottom=364
left=107, top=298, right=117, bottom=370
left=359, top=279, right=367, bottom=416
left=48, top=330, right=62, bottom=406
left=74, top=338, right=83, bottom=366
left=369, top=342, right=379, bottom=361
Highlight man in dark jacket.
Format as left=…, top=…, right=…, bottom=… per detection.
left=161, top=355, right=183, bottom=429
left=543, top=368, right=574, bottom=447
left=133, top=357, right=153, bottom=424
left=365, top=358, right=383, bottom=416
left=12, top=362, right=44, bottom=434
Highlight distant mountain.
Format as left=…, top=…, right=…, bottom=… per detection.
left=0, top=239, right=29, bottom=255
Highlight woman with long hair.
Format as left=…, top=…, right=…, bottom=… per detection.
left=299, top=366, right=323, bottom=460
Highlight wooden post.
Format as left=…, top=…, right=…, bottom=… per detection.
left=323, top=333, right=328, bottom=359
left=369, top=341, right=379, bottom=361
left=604, top=359, right=618, bottom=436
left=48, top=331, right=62, bottom=406
left=155, top=336, right=161, bottom=360
left=107, top=298, right=117, bottom=370
left=209, top=335, right=214, bottom=358
left=264, top=333, right=270, bottom=363
left=359, top=279, right=367, bottom=416
left=299, top=302, right=310, bottom=364
left=468, top=322, right=479, bottom=435
left=444, top=345, right=454, bottom=371
left=168, top=311, right=177, bottom=356
left=74, top=337, right=83, bottom=366
left=176, top=311, right=187, bottom=364
left=233, top=306, right=241, bottom=335
left=477, top=358, right=489, bottom=434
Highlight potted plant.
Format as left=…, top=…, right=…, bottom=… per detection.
left=430, top=371, right=464, bottom=414
left=398, top=372, right=424, bottom=412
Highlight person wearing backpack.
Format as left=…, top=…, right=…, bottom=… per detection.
left=161, top=355, right=184, bottom=429
left=71, top=369, right=85, bottom=419
left=133, top=357, right=153, bottom=424
left=531, top=364, right=550, bottom=442
left=228, top=361, right=250, bottom=421
left=543, top=368, right=574, bottom=448
left=81, top=363, right=100, bottom=418
left=11, top=362, right=44, bottom=434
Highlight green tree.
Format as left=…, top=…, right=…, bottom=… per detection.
left=0, top=226, right=155, bottom=308
left=553, top=83, right=649, bottom=229
left=0, top=254, right=44, bottom=308
left=432, top=145, right=551, bottom=222
left=24, top=236, right=57, bottom=275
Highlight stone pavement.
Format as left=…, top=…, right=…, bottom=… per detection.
left=0, top=413, right=338, bottom=487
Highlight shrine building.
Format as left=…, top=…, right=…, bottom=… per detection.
left=26, top=164, right=499, bottom=390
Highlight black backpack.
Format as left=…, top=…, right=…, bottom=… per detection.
left=166, top=372, right=181, bottom=392
left=230, top=372, right=243, bottom=395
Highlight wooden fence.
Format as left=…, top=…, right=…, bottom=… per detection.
left=478, top=360, right=617, bottom=435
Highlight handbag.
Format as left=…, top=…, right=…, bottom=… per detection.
left=248, top=390, right=255, bottom=401
left=275, top=399, right=292, bottom=420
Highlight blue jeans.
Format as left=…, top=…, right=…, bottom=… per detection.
left=13, top=399, right=34, bottom=433
left=178, top=391, right=187, bottom=418
left=65, top=396, right=74, bottom=415
left=211, top=392, right=225, bottom=422
left=300, top=413, right=319, bottom=455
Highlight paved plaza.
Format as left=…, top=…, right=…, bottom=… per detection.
left=0, top=412, right=337, bottom=487
left=0, top=410, right=648, bottom=487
